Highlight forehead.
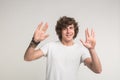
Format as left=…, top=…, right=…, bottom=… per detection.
left=65, top=24, right=74, bottom=28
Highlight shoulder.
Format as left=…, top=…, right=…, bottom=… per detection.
left=47, top=41, right=60, bottom=45
left=74, top=41, right=89, bottom=52
left=74, top=41, right=84, bottom=48
left=41, top=41, right=60, bottom=47
left=40, top=41, right=60, bottom=56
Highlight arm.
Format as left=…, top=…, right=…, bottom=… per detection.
left=80, top=28, right=102, bottom=73
left=84, top=49, right=102, bottom=73
left=24, top=22, right=49, bottom=61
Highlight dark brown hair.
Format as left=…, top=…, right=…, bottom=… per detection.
left=55, top=16, right=79, bottom=41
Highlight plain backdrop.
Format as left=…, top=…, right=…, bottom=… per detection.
left=0, top=0, right=120, bottom=80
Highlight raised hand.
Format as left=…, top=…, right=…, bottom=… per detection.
left=80, top=28, right=96, bottom=49
left=33, top=22, right=49, bottom=43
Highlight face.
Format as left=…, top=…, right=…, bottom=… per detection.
left=61, top=24, right=75, bottom=42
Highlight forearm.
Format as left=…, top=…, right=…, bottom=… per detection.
left=89, top=49, right=102, bottom=73
left=24, top=22, right=48, bottom=61
left=24, top=39, right=40, bottom=61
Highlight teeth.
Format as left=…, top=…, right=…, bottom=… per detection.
left=66, top=35, right=71, bottom=37
left=66, top=34, right=72, bottom=37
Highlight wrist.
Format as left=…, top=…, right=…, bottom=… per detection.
left=29, top=37, right=40, bottom=48
left=88, top=48, right=96, bottom=54
left=88, top=48, right=95, bottom=52
left=32, top=37, right=40, bottom=45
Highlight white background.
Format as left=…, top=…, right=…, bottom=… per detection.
left=0, top=0, right=120, bottom=80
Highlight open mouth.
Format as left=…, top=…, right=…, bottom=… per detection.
left=66, top=34, right=72, bottom=37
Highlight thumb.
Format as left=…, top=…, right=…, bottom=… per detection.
left=80, top=39, right=86, bottom=46
left=45, top=34, right=49, bottom=39
left=80, top=39, right=84, bottom=44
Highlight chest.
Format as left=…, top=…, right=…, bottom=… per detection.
left=48, top=46, right=82, bottom=66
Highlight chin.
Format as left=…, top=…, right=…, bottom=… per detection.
left=66, top=38, right=73, bottom=41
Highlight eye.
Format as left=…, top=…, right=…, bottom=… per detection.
left=69, top=26, right=74, bottom=29
left=62, top=27, right=67, bottom=30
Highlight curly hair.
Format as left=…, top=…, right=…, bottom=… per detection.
left=55, top=16, right=79, bottom=41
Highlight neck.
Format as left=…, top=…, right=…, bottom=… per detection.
left=61, top=40, right=74, bottom=46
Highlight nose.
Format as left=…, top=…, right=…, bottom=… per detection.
left=66, top=28, right=70, bottom=33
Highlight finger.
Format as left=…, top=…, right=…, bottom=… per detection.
left=91, top=28, right=93, bottom=35
left=42, top=22, right=48, bottom=32
left=80, top=39, right=88, bottom=47
left=80, top=39, right=85, bottom=45
left=80, top=39, right=83, bottom=43
left=86, top=28, right=90, bottom=37
left=37, top=22, right=43, bottom=30
left=85, top=28, right=89, bottom=41
left=91, top=29, right=95, bottom=38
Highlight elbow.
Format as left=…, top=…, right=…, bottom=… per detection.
left=95, top=70, right=102, bottom=74
left=24, top=58, right=30, bottom=61
left=94, top=68, right=102, bottom=74
left=24, top=56, right=33, bottom=61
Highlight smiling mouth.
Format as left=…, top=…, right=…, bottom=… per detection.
left=66, top=34, right=72, bottom=37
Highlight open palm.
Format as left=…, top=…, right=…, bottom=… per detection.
left=33, top=22, right=49, bottom=42
left=80, top=28, right=96, bottom=49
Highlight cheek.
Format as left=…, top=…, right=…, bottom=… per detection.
left=72, top=30, right=75, bottom=34
left=62, top=30, right=66, bottom=34
left=61, top=31, right=66, bottom=37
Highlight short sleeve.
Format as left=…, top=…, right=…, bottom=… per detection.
left=81, top=46, right=91, bottom=63
left=40, top=43, right=49, bottom=57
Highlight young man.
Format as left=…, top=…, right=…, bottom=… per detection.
left=24, top=16, right=102, bottom=80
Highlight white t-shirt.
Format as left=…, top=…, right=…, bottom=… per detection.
left=41, top=41, right=90, bottom=80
